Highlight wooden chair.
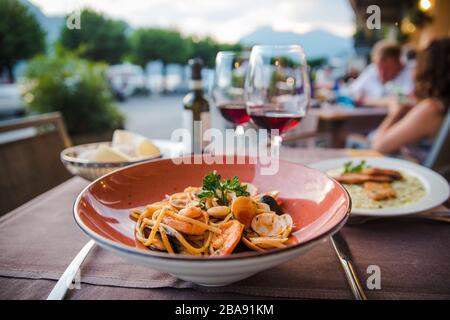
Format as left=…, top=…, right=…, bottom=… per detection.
left=0, top=112, right=72, bottom=216
left=424, top=110, right=450, bottom=180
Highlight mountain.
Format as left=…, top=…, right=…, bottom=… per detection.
left=20, top=0, right=64, bottom=44
left=240, top=26, right=354, bottom=59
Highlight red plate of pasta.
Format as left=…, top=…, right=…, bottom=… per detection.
left=74, top=155, right=350, bottom=286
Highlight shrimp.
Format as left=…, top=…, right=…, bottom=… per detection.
left=162, top=207, right=209, bottom=235
left=211, top=220, right=244, bottom=256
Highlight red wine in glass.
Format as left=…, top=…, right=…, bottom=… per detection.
left=250, top=110, right=303, bottom=134
left=218, top=103, right=250, bottom=125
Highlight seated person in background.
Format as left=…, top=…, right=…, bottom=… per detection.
left=371, top=38, right=450, bottom=161
left=348, top=40, right=414, bottom=108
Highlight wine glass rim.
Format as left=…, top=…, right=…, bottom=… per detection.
left=251, top=44, right=305, bottom=52
left=217, top=51, right=250, bottom=58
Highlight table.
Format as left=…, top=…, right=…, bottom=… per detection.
left=309, top=106, right=388, bottom=148
left=1, top=148, right=449, bottom=300
left=311, top=106, right=388, bottom=122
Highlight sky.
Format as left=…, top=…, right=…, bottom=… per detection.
left=29, top=0, right=355, bottom=43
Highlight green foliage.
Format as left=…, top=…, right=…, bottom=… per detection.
left=223, top=176, right=249, bottom=197
left=307, top=57, right=327, bottom=69
left=198, top=171, right=249, bottom=206
left=130, top=28, right=190, bottom=67
left=22, top=49, right=124, bottom=135
left=187, top=37, right=218, bottom=68
left=343, top=160, right=367, bottom=174
left=187, top=37, right=242, bottom=68
left=231, top=73, right=245, bottom=88
left=130, top=29, right=241, bottom=68
left=59, top=9, right=129, bottom=64
left=0, top=0, right=45, bottom=81
left=218, top=42, right=243, bottom=53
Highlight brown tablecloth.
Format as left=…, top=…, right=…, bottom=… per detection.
left=1, top=148, right=449, bottom=300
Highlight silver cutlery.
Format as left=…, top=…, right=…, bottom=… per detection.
left=47, top=240, right=96, bottom=300
left=330, top=232, right=367, bottom=300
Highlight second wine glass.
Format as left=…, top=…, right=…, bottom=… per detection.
left=212, top=51, right=250, bottom=134
left=245, top=45, right=311, bottom=148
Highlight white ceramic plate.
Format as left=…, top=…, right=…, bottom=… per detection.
left=309, top=157, right=449, bottom=217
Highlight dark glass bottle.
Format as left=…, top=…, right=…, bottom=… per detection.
left=182, top=58, right=210, bottom=154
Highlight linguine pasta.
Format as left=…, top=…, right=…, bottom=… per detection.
left=131, top=171, right=294, bottom=256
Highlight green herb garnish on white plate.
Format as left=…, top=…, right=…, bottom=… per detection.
left=343, top=160, right=368, bottom=174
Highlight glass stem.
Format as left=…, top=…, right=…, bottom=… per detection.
left=271, top=135, right=282, bottom=158
left=235, top=125, right=245, bottom=136
left=235, top=125, right=245, bottom=157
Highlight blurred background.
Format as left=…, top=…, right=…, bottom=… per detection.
left=1, top=0, right=449, bottom=214
left=0, top=0, right=446, bottom=140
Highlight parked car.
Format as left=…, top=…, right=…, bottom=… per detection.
left=0, top=83, right=25, bottom=120
left=106, top=64, right=147, bottom=101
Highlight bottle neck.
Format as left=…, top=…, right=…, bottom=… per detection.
left=189, top=79, right=203, bottom=90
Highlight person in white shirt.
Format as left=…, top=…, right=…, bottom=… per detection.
left=349, top=40, right=414, bottom=108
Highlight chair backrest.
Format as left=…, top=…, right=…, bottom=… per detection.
left=424, top=109, right=450, bottom=179
left=0, top=112, right=72, bottom=216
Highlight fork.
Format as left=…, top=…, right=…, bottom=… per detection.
left=47, top=240, right=96, bottom=300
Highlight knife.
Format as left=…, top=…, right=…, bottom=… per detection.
left=330, top=232, right=367, bottom=300
left=47, top=240, right=96, bottom=300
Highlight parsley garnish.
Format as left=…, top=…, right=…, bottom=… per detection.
left=343, top=160, right=367, bottom=174
left=197, top=171, right=250, bottom=206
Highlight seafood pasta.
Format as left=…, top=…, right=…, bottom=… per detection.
left=131, top=171, right=294, bottom=256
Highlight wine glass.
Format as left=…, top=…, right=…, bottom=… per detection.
left=245, top=45, right=311, bottom=152
left=212, top=51, right=250, bottom=135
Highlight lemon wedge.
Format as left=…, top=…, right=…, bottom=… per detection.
left=112, top=130, right=161, bottom=158
left=89, top=145, right=130, bottom=162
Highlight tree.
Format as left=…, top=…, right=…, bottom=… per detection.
left=23, top=49, right=124, bottom=135
left=0, top=0, right=45, bottom=82
left=59, top=9, right=129, bottom=64
left=188, top=37, right=242, bottom=68
left=187, top=37, right=218, bottom=68
left=130, top=28, right=191, bottom=67
left=130, top=28, right=191, bottom=91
